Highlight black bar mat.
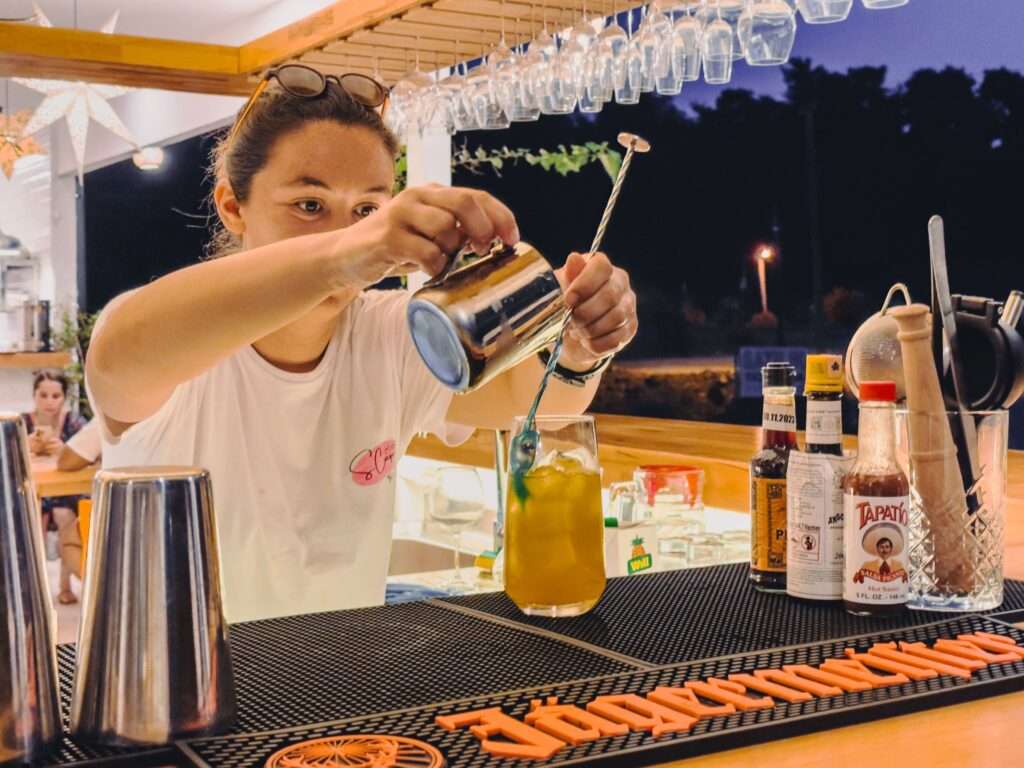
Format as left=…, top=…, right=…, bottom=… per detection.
left=43, top=601, right=635, bottom=766
left=443, top=564, right=1024, bottom=665
left=177, top=615, right=1024, bottom=767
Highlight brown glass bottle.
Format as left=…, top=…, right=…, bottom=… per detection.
left=842, top=381, right=910, bottom=617
left=750, top=363, right=798, bottom=592
left=805, top=354, right=844, bottom=456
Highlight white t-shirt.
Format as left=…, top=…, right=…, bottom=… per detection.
left=92, top=290, right=471, bottom=623
left=66, top=418, right=102, bottom=464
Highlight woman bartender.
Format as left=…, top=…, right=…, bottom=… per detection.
left=86, top=67, right=638, bottom=623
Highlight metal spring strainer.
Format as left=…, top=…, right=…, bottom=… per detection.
left=845, top=282, right=913, bottom=400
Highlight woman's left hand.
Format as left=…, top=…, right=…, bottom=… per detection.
left=554, top=252, right=638, bottom=370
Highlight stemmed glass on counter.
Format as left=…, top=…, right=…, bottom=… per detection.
left=428, top=466, right=486, bottom=594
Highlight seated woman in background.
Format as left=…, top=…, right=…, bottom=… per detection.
left=22, top=370, right=87, bottom=604
left=58, top=417, right=102, bottom=471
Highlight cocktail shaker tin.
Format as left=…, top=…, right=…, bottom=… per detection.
left=70, top=466, right=236, bottom=746
left=0, top=413, right=62, bottom=764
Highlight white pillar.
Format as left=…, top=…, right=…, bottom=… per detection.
left=404, top=126, right=452, bottom=291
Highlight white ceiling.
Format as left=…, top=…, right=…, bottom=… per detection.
left=4, top=0, right=339, bottom=45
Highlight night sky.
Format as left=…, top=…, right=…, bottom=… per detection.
left=677, top=0, right=1024, bottom=108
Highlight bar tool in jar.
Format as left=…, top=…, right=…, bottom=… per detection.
left=0, top=413, right=62, bottom=764
left=71, top=466, right=236, bottom=746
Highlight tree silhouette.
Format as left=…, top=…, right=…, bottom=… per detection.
left=84, top=60, right=1024, bottom=363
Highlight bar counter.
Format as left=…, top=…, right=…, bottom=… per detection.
left=407, top=414, right=1024, bottom=768
left=32, top=415, right=1024, bottom=767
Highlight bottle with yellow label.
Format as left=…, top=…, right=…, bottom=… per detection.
left=750, top=362, right=797, bottom=592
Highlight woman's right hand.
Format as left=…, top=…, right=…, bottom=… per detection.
left=332, top=185, right=520, bottom=288
left=29, top=427, right=54, bottom=456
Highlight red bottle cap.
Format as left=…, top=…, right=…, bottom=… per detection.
left=859, top=380, right=897, bottom=402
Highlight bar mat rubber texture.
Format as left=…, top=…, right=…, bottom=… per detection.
left=178, top=614, right=1024, bottom=767
left=44, top=600, right=634, bottom=765
left=444, top=564, right=1024, bottom=665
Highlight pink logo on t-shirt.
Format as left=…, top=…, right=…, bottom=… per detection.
left=349, top=439, right=396, bottom=486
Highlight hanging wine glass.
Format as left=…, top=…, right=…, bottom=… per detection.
left=467, top=41, right=511, bottom=129
left=531, top=4, right=560, bottom=115
left=439, top=41, right=480, bottom=132
left=507, top=36, right=542, bottom=120
left=796, top=0, right=853, bottom=23
left=862, top=0, right=908, bottom=9
left=635, top=5, right=659, bottom=93
left=562, top=8, right=592, bottom=102
left=598, top=0, right=630, bottom=95
left=614, top=7, right=642, bottom=105
left=489, top=8, right=517, bottom=114
left=672, top=1, right=703, bottom=82
left=702, top=3, right=734, bottom=84
left=650, top=1, right=681, bottom=95
left=739, top=0, right=797, bottom=66
left=426, top=51, right=456, bottom=136
left=547, top=28, right=580, bottom=114
left=698, top=0, right=746, bottom=61
left=582, top=14, right=614, bottom=107
left=578, top=49, right=606, bottom=113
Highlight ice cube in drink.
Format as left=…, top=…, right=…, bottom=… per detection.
left=505, top=454, right=606, bottom=616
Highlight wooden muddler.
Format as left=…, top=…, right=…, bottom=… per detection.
left=890, top=304, right=974, bottom=593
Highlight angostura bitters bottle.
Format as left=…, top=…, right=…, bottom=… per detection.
left=750, top=362, right=798, bottom=592
left=842, top=380, right=910, bottom=617
left=804, top=354, right=844, bottom=456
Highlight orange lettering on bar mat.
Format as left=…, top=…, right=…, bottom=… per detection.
left=935, top=638, right=1021, bottom=665
left=897, top=641, right=985, bottom=671
left=868, top=642, right=972, bottom=680
left=727, top=673, right=814, bottom=702
left=957, top=633, right=1024, bottom=660
left=820, top=658, right=910, bottom=688
left=647, top=685, right=739, bottom=718
left=526, top=697, right=628, bottom=745
left=435, top=707, right=565, bottom=760
left=844, top=648, right=937, bottom=681
left=782, top=664, right=872, bottom=693
left=682, top=678, right=775, bottom=711
left=753, top=669, right=844, bottom=698
left=587, top=694, right=697, bottom=737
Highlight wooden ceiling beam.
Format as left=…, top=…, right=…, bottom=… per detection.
left=348, top=30, right=489, bottom=57
left=376, top=20, right=502, bottom=46
left=0, top=22, right=251, bottom=96
left=402, top=9, right=538, bottom=35
left=0, top=0, right=640, bottom=94
left=434, top=0, right=616, bottom=18
left=239, top=0, right=426, bottom=73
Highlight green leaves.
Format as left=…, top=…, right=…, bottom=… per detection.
left=391, top=141, right=622, bottom=192
left=52, top=308, right=99, bottom=419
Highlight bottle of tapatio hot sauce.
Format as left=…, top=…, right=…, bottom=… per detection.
left=842, top=380, right=910, bottom=616
left=750, top=362, right=797, bottom=592
left=804, top=354, right=844, bottom=456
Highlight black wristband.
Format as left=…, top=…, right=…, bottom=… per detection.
left=537, top=349, right=613, bottom=387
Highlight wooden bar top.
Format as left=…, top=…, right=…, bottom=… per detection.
left=409, top=414, right=1024, bottom=768
left=32, top=462, right=97, bottom=499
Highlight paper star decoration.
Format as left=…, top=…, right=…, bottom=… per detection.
left=0, top=109, right=47, bottom=180
left=14, top=4, right=135, bottom=179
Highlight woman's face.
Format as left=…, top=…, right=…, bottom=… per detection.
left=34, top=380, right=65, bottom=416
left=240, top=120, right=394, bottom=250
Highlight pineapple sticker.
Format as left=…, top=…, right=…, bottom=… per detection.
left=627, top=535, right=653, bottom=575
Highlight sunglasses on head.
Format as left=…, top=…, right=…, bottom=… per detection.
left=228, top=64, right=389, bottom=144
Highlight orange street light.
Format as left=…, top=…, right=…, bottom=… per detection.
left=754, top=244, right=775, bottom=314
